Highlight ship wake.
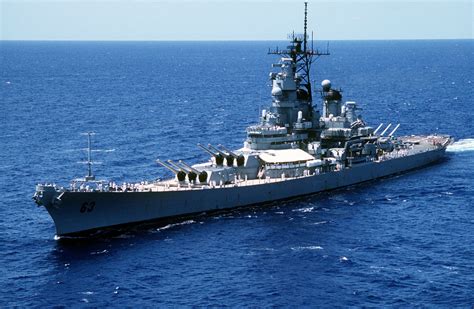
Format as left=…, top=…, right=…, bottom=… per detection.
left=447, top=138, right=474, bottom=153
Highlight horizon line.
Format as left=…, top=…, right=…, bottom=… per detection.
left=1, top=38, right=473, bottom=42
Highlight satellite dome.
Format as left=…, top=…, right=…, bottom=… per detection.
left=321, top=79, right=331, bottom=91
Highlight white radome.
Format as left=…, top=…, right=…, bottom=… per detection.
left=321, top=79, right=331, bottom=90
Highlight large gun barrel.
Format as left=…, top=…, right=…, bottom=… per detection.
left=208, top=144, right=234, bottom=166
left=218, top=144, right=237, bottom=157
left=179, top=160, right=207, bottom=183
left=156, top=159, right=186, bottom=181
left=156, top=159, right=178, bottom=173
left=388, top=124, right=400, bottom=137
left=380, top=123, right=392, bottom=136
left=208, top=144, right=227, bottom=157
left=168, top=160, right=197, bottom=182
left=373, top=123, right=384, bottom=135
left=218, top=144, right=245, bottom=167
left=178, top=160, right=199, bottom=173
left=197, top=143, right=216, bottom=156
left=167, top=160, right=184, bottom=172
left=197, top=143, right=224, bottom=166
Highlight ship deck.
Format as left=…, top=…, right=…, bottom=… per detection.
left=56, top=135, right=450, bottom=195
left=119, top=174, right=300, bottom=192
left=69, top=152, right=428, bottom=194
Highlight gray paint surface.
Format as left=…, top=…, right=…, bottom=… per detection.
left=45, top=147, right=446, bottom=235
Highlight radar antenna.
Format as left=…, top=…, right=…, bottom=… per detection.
left=303, top=1, right=308, bottom=52
left=268, top=1, right=329, bottom=103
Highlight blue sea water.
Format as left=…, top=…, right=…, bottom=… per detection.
left=1, top=40, right=473, bottom=307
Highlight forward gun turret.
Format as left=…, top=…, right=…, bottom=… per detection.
left=179, top=160, right=208, bottom=183
left=218, top=144, right=245, bottom=167
left=197, top=143, right=224, bottom=166
left=156, top=159, right=186, bottom=182
left=208, top=144, right=234, bottom=167
left=168, top=160, right=197, bottom=183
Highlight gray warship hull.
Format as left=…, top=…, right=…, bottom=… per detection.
left=43, top=145, right=447, bottom=236
left=33, top=3, right=453, bottom=237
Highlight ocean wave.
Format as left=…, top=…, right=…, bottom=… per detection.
left=293, top=206, right=315, bottom=213
left=447, top=138, right=474, bottom=153
left=291, top=245, right=323, bottom=251
left=339, top=256, right=350, bottom=262
left=312, top=221, right=328, bottom=225
left=90, top=249, right=108, bottom=255
left=156, top=220, right=196, bottom=231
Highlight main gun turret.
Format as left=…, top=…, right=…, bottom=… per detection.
left=197, top=143, right=224, bottom=166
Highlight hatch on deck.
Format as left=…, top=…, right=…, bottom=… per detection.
left=259, top=149, right=315, bottom=164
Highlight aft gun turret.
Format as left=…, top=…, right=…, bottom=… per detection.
left=373, top=123, right=384, bottom=135
left=388, top=124, right=401, bottom=137
left=380, top=123, right=392, bottom=136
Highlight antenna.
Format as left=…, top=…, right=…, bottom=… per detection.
left=267, top=1, right=329, bottom=104
left=303, top=1, right=308, bottom=52
left=80, top=132, right=96, bottom=181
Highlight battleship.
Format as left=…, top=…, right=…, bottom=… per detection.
left=33, top=2, right=452, bottom=237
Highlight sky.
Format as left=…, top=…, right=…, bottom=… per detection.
left=0, top=0, right=472, bottom=40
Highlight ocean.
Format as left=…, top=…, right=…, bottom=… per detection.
left=1, top=40, right=473, bottom=307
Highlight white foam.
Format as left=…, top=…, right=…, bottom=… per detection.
left=291, top=245, right=323, bottom=251
left=90, top=249, right=108, bottom=255
left=293, top=206, right=314, bottom=213
left=312, top=221, right=328, bottom=225
left=156, top=220, right=195, bottom=231
left=447, top=138, right=474, bottom=153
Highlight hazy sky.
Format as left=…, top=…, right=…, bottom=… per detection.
left=1, top=0, right=472, bottom=40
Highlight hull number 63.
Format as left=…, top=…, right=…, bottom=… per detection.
left=80, top=201, right=95, bottom=213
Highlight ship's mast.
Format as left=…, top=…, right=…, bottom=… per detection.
left=303, top=1, right=308, bottom=52
left=86, top=132, right=93, bottom=180
left=268, top=1, right=329, bottom=103
left=80, top=132, right=96, bottom=181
